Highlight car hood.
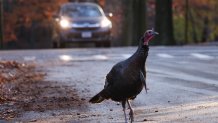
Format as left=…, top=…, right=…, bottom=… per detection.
left=66, top=17, right=104, bottom=24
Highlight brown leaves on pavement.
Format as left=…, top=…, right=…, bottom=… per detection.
left=0, top=61, right=85, bottom=120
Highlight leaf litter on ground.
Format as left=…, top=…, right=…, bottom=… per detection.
left=0, top=61, right=85, bottom=121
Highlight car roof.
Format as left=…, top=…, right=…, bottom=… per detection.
left=61, top=2, right=101, bottom=8
left=60, top=2, right=105, bottom=16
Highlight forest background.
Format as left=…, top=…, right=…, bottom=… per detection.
left=1, top=0, right=218, bottom=48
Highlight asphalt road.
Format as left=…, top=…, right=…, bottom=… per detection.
left=1, top=46, right=218, bottom=123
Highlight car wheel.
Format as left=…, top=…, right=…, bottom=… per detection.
left=52, top=42, right=58, bottom=48
left=103, top=41, right=111, bottom=47
left=95, top=41, right=111, bottom=48
left=60, top=42, right=66, bottom=48
left=95, top=42, right=102, bottom=47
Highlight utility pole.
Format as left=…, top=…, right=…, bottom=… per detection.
left=0, top=0, right=3, bottom=49
left=185, top=0, right=189, bottom=44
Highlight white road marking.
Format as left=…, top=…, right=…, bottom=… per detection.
left=178, top=61, right=189, bottom=64
left=23, top=56, right=36, bottom=61
left=92, top=55, right=108, bottom=60
left=191, top=53, right=214, bottom=60
left=59, top=55, right=73, bottom=61
left=157, top=53, right=174, bottom=58
left=150, top=68, right=218, bottom=86
left=59, top=54, right=108, bottom=61
left=122, top=54, right=132, bottom=59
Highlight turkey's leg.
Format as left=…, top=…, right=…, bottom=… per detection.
left=127, top=100, right=134, bottom=123
left=122, top=100, right=128, bottom=123
left=140, top=71, right=148, bottom=93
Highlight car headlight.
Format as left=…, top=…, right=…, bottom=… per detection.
left=101, top=18, right=112, bottom=28
left=60, top=19, right=71, bottom=29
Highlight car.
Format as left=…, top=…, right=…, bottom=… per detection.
left=52, top=2, right=112, bottom=48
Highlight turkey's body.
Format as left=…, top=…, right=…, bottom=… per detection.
left=104, top=45, right=148, bottom=102
left=89, top=29, right=157, bottom=123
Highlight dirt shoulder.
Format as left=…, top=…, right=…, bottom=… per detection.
left=0, top=61, right=85, bottom=121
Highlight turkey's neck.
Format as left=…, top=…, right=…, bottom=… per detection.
left=130, top=45, right=149, bottom=69
left=136, top=45, right=149, bottom=56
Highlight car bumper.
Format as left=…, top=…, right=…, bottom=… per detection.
left=59, top=27, right=111, bottom=43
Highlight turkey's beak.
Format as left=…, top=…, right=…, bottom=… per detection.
left=151, top=28, right=159, bottom=36
left=152, top=31, right=159, bottom=36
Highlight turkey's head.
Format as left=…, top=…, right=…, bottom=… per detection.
left=143, top=28, right=159, bottom=45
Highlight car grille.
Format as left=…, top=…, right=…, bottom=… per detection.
left=74, top=27, right=99, bottom=31
left=67, top=31, right=109, bottom=39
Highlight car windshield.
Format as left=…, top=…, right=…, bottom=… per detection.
left=63, top=5, right=102, bottom=17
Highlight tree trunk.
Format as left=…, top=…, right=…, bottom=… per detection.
left=121, top=0, right=146, bottom=46
left=0, top=0, right=3, bottom=49
left=132, top=0, right=146, bottom=45
left=121, top=0, right=133, bottom=46
left=154, top=0, right=175, bottom=45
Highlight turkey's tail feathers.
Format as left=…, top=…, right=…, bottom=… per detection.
left=89, top=92, right=105, bottom=103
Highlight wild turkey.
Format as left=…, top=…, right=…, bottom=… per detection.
left=89, top=29, right=158, bottom=123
